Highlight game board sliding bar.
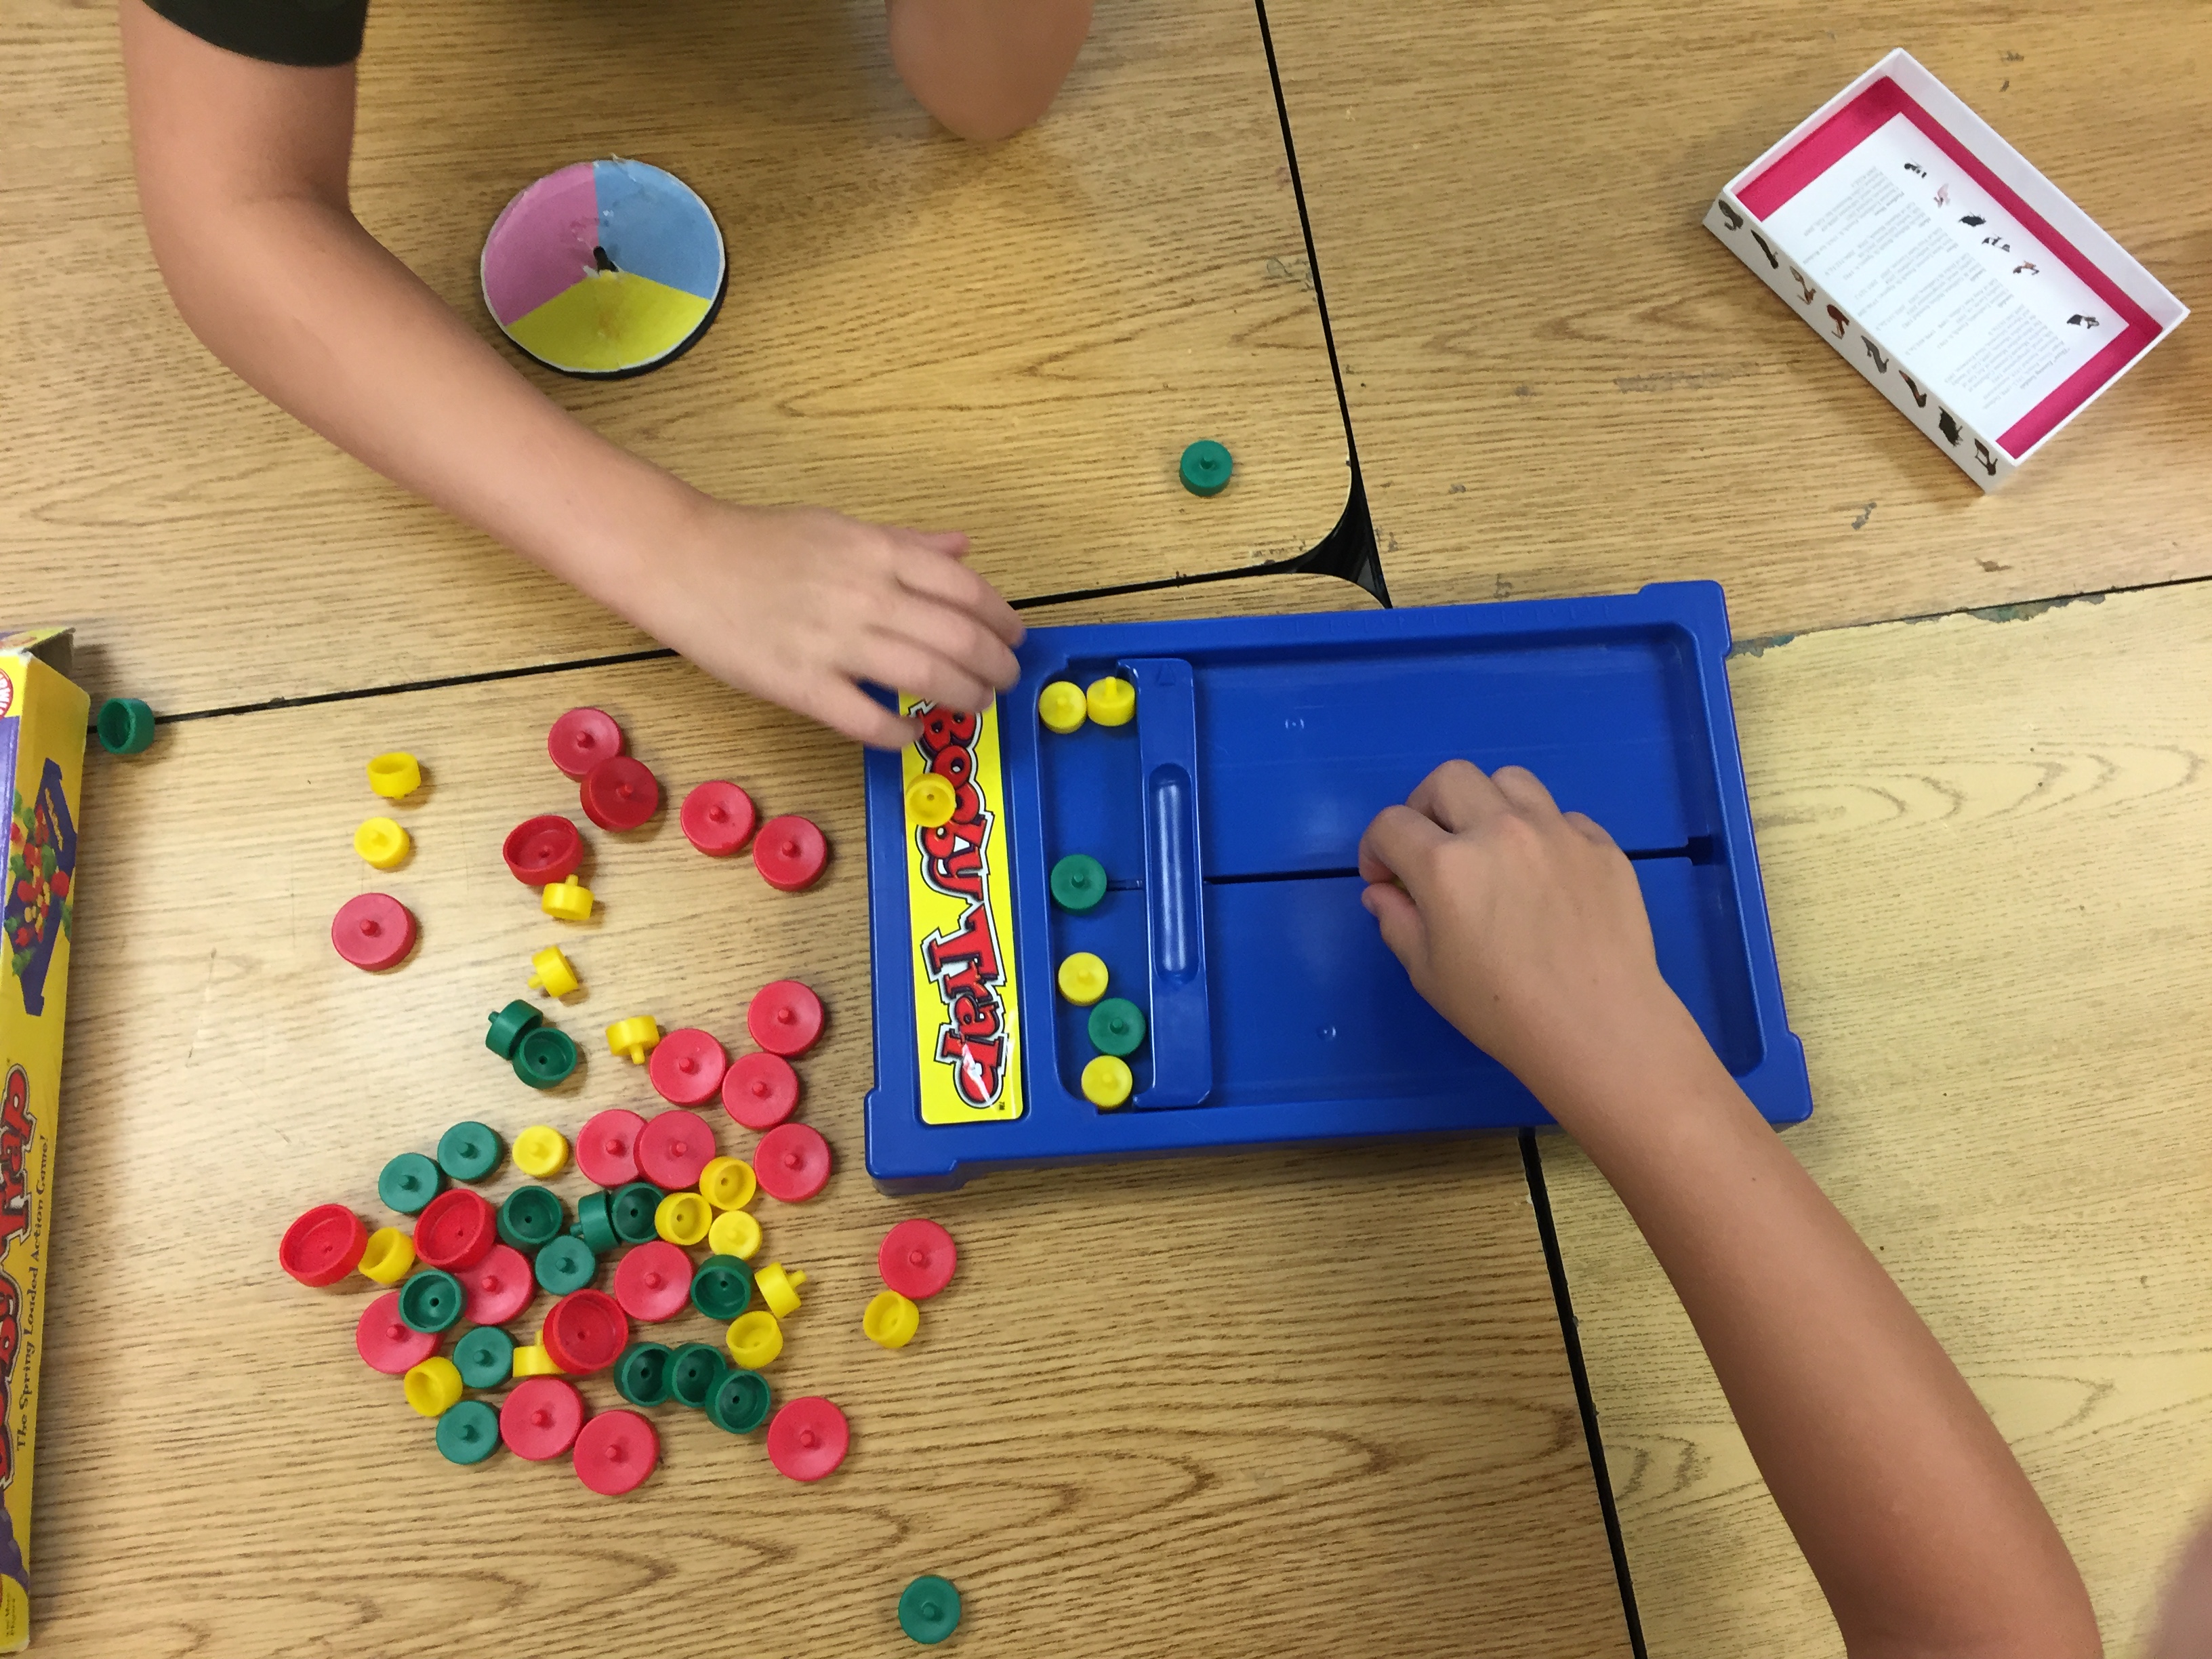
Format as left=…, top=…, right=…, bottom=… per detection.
left=1122, top=657, right=1213, bottom=1108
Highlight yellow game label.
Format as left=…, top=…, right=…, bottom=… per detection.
left=901, top=699, right=1025, bottom=1124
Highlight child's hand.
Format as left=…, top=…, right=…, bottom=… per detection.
left=640, top=500, right=1025, bottom=749
left=1357, top=760, right=1690, bottom=1107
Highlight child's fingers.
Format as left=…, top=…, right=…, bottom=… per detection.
left=886, top=589, right=1023, bottom=689
left=1562, top=809, right=1618, bottom=848
left=1360, top=879, right=1429, bottom=970
left=857, top=630, right=998, bottom=714
left=806, top=678, right=917, bottom=750
left=894, top=534, right=1025, bottom=646
left=1490, top=764, right=1561, bottom=817
left=1359, top=802, right=1448, bottom=891
left=1406, top=758, right=1511, bottom=833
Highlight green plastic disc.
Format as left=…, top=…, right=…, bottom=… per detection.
left=436, top=1120, right=504, bottom=1182
left=451, top=1325, right=516, bottom=1389
left=610, top=1182, right=663, bottom=1245
left=690, top=1256, right=754, bottom=1322
left=705, top=1368, right=771, bottom=1434
left=398, top=1268, right=465, bottom=1334
left=484, top=999, right=543, bottom=1060
left=668, top=1342, right=726, bottom=1408
left=435, top=1399, right=502, bottom=1465
left=1178, top=438, right=1233, bottom=497
left=377, top=1152, right=445, bottom=1216
left=497, top=1185, right=565, bottom=1251
left=512, top=1025, right=578, bottom=1088
left=533, top=1233, right=597, bottom=1295
left=572, top=1190, right=619, bottom=1255
left=898, top=1576, right=963, bottom=1645
left=614, top=1341, right=674, bottom=1407
left=1050, top=853, right=1107, bottom=913
left=95, top=697, right=157, bottom=756
left=1088, top=997, right=1147, bottom=1057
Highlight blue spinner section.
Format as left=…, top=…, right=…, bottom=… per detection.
left=863, top=581, right=1811, bottom=1191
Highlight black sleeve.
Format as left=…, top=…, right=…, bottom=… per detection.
left=143, top=0, right=369, bottom=66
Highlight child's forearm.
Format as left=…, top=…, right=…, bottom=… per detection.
left=1544, top=1012, right=2100, bottom=1659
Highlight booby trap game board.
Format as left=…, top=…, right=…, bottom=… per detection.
left=862, top=581, right=1811, bottom=1192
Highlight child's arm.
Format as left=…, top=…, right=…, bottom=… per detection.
left=1358, top=760, right=2101, bottom=1659
left=119, top=0, right=1022, bottom=748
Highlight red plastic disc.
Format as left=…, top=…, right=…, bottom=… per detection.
left=721, top=1052, right=800, bottom=1131
left=356, top=1291, right=438, bottom=1375
left=573, top=1408, right=660, bottom=1496
left=413, top=1188, right=496, bottom=1271
left=279, top=1203, right=368, bottom=1287
left=464, top=1243, right=535, bottom=1326
left=541, top=1288, right=630, bottom=1374
left=501, top=1377, right=585, bottom=1460
left=636, top=1109, right=718, bottom=1189
left=747, top=979, right=825, bottom=1058
left=753, top=815, right=828, bottom=893
left=753, top=1122, right=832, bottom=1204
left=577, top=1109, right=646, bottom=1187
left=878, top=1218, right=958, bottom=1300
left=613, top=1240, right=693, bottom=1323
left=579, top=755, right=661, bottom=832
left=648, top=1028, right=728, bottom=1106
left=501, top=814, right=583, bottom=885
left=548, top=707, right=624, bottom=779
left=680, top=780, right=757, bottom=857
left=330, top=893, right=417, bottom=972
left=765, top=1396, right=850, bottom=1482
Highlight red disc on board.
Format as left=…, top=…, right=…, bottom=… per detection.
left=413, top=1188, right=497, bottom=1271
left=577, top=1109, right=646, bottom=1188
left=501, top=815, right=583, bottom=885
left=752, top=1122, right=832, bottom=1204
left=647, top=1028, right=728, bottom=1106
left=765, top=1396, right=850, bottom=1483
left=752, top=815, right=827, bottom=893
left=636, top=1109, right=718, bottom=1189
left=330, top=893, right=417, bottom=971
left=613, top=1240, right=694, bottom=1323
left=541, top=1288, right=630, bottom=1375
left=279, top=1203, right=368, bottom=1287
left=579, top=756, right=661, bottom=832
left=501, top=1377, right=585, bottom=1460
left=548, top=707, right=624, bottom=779
left=721, top=1052, right=800, bottom=1131
left=746, top=979, right=824, bottom=1058
left=680, top=780, right=757, bottom=857
left=877, top=1218, right=958, bottom=1300
left=356, top=1291, right=438, bottom=1375
left=464, top=1243, right=535, bottom=1326
left=573, top=1409, right=659, bottom=1496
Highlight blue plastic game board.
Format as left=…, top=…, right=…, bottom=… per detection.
left=863, top=581, right=1810, bottom=1192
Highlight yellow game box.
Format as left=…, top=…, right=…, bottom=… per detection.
left=0, top=627, right=87, bottom=1651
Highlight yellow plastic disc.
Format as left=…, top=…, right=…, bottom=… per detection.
left=863, top=1290, right=920, bottom=1350
left=1038, top=680, right=1088, bottom=735
left=725, top=1309, right=783, bottom=1370
left=403, top=1356, right=464, bottom=1418
left=366, top=752, right=422, bottom=800
left=527, top=945, right=579, bottom=998
left=1057, top=951, right=1109, bottom=1006
left=655, top=1191, right=712, bottom=1246
left=708, top=1208, right=763, bottom=1261
left=700, top=1155, right=756, bottom=1211
left=756, top=1261, right=807, bottom=1319
left=541, top=877, right=594, bottom=921
left=352, top=816, right=411, bottom=870
left=511, top=1342, right=563, bottom=1378
left=513, top=1125, right=570, bottom=1179
left=905, top=774, right=958, bottom=829
left=605, top=1015, right=661, bottom=1063
left=359, top=1226, right=415, bottom=1285
left=1085, top=677, right=1136, bottom=727
left=1082, top=1054, right=1134, bottom=1108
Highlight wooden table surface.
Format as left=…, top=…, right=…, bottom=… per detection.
left=1542, top=583, right=2212, bottom=1658
left=1265, top=0, right=2211, bottom=637
left=40, top=576, right=1631, bottom=1659
left=1, top=0, right=1348, bottom=713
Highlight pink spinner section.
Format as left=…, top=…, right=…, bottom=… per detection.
left=481, top=162, right=600, bottom=327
